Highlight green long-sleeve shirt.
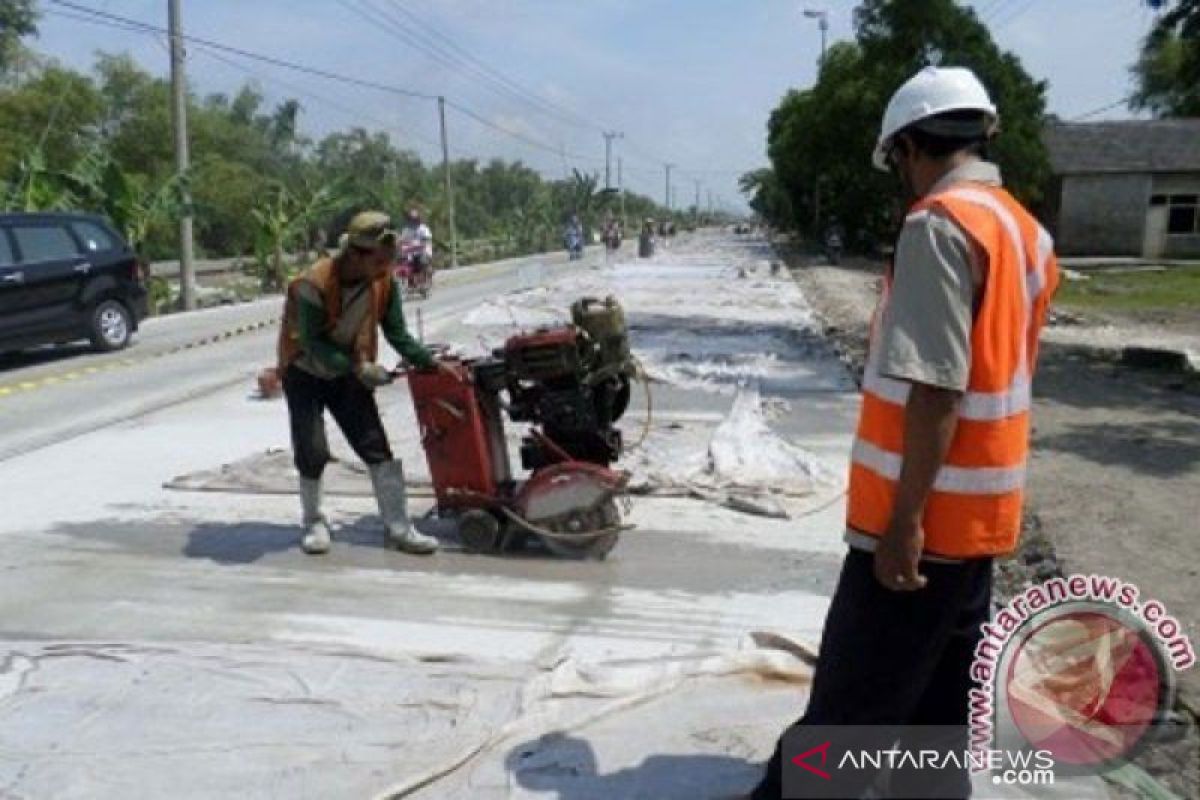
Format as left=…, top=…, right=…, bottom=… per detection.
left=293, top=278, right=433, bottom=379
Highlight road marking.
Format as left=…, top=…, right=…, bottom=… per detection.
left=0, top=317, right=278, bottom=401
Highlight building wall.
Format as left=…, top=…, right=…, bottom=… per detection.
left=1151, top=172, right=1200, bottom=258
left=1056, top=173, right=1150, bottom=256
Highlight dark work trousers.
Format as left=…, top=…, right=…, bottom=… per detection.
left=282, top=365, right=393, bottom=480
left=751, top=548, right=992, bottom=799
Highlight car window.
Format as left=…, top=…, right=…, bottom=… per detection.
left=12, top=225, right=81, bottom=263
left=70, top=220, right=119, bottom=253
left=0, top=230, right=14, bottom=267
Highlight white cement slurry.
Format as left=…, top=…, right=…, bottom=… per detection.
left=0, top=233, right=1101, bottom=798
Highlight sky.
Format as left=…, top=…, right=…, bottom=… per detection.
left=30, top=1, right=1162, bottom=213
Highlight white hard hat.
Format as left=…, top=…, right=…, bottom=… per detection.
left=872, top=66, right=998, bottom=171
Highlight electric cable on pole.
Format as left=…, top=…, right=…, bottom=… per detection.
left=168, top=0, right=195, bottom=310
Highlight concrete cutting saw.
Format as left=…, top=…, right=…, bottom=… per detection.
left=407, top=297, right=637, bottom=559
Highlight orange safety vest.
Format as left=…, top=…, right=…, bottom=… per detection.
left=276, top=257, right=394, bottom=373
left=846, top=181, right=1061, bottom=558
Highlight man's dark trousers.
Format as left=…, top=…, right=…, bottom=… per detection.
left=751, top=548, right=992, bottom=799
left=283, top=365, right=393, bottom=480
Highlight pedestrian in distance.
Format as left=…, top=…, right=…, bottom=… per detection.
left=638, top=218, right=656, bottom=258
left=276, top=211, right=457, bottom=557
left=749, top=66, right=1060, bottom=799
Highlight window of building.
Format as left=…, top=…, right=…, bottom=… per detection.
left=1162, top=194, right=1200, bottom=235
left=12, top=225, right=81, bottom=263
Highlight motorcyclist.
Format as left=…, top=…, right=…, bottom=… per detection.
left=400, top=208, right=433, bottom=271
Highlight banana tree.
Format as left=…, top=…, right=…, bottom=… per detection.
left=1, top=149, right=75, bottom=211
left=251, top=180, right=345, bottom=290
left=54, top=146, right=187, bottom=257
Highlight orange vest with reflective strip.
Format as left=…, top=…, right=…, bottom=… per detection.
left=846, top=181, right=1060, bottom=558
left=276, top=257, right=393, bottom=373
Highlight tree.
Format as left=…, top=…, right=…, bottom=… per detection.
left=739, top=167, right=793, bottom=229
left=251, top=181, right=345, bottom=290
left=1132, top=0, right=1200, bottom=116
left=0, top=0, right=36, bottom=78
left=754, top=0, right=1050, bottom=247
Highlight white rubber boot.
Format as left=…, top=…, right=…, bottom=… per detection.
left=299, top=477, right=332, bottom=555
left=369, top=460, right=437, bottom=555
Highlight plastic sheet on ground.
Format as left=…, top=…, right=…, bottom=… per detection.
left=0, top=636, right=816, bottom=800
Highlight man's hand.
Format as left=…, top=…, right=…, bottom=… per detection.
left=356, top=362, right=394, bottom=389
left=874, top=516, right=928, bottom=591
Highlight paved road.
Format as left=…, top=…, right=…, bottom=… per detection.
left=0, top=234, right=867, bottom=799
left=0, top=248, right=607, bottom=462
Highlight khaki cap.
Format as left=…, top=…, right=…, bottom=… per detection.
left=344, top=211, right=399, bottom=251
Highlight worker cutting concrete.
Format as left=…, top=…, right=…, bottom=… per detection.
left=277, top=210, right=453, bottom=557
left=750, top=66, right=1060, bottom=798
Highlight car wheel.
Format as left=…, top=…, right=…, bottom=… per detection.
left=89, top=299, right=133, bottom=352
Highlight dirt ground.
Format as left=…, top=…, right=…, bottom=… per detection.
left=777, top=241, right=1200, bottom=800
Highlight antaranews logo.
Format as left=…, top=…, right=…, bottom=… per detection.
left=970, top=574, right=1195, bottom=781
left=781, top=726, right=1048, bottom=798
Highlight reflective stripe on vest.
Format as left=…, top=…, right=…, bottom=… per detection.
left=846, top=181, right=1060, bottom=559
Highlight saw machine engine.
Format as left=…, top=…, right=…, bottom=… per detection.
left=408, top=297, right=637, bottom=559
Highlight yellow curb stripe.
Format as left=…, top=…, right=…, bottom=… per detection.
left=1, top=315, right=278, bottom=402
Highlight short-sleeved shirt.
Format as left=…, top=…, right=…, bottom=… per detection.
left=877, top=160, right=1002, bottom=391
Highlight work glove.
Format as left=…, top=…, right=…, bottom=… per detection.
left=355, top=363, right=394, bottom=389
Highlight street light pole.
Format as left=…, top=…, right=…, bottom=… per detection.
left=803, top=8, right=829, bottom=69
left=803, top=8, right=830, bottom=236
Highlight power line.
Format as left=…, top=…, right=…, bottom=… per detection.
left=442, top=98, right=602, bottom=164
left=45, top=0, right=723, bottom=187
left=378, top=0, right=606, bottom=134
left=46, top=0, right=439, bottom=102
left=1069, top=94, right=1135, bottom=121
left=190, top=44, right=442, bottom=151
left=990, top=0, right=1038, bottom=30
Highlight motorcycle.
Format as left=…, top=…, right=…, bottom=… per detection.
left=394, top=240, right=434, bottom=300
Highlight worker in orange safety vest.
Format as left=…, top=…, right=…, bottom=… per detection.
left=750, top=66, right=1060, bottom=799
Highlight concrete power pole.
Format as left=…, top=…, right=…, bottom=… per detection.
left=694, top=180, right=701, bottom=218
left=664, top=163, right=674, bottom=211
left=438, top=96, right=458, bottom=268
left=603, top=131, right=623, bottom=191
left=168, top=0, right=196, bottom=310
left=617, top=157, right=626, bottom=229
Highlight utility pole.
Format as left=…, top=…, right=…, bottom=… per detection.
left=617, top=156, right=626, bottom=230
left=438, top=96, right=458, bottom=268
left=664, top=163, right=674, bottom=210
left=603, top=131, right=623, bottom=191
left=694, top=179, right=701, bottom=217
left=168, top=0, right=195, bottom=310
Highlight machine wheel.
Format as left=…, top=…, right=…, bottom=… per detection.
left=458, top=509, right=502, bottom=553
left=538, top=497, right=620, bottom=560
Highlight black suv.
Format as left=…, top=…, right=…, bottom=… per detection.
left=0, top=212, right=148, bottom=353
